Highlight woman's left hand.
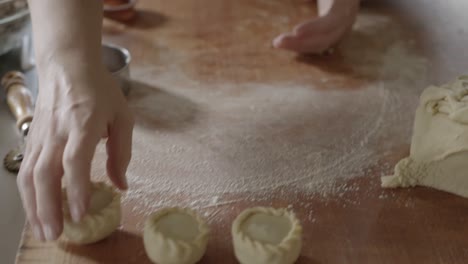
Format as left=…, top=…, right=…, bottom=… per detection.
left=273, top=0, right=360, bottom=54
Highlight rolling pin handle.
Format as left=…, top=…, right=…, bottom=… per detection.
left=1, top=71, right=34, bottom=134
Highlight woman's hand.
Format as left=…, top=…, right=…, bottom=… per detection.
left=273, top=0, right=360, bottom=54
left=17, top=53, right=134, bottom=241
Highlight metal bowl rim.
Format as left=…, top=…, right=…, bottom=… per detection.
left=102, top=43, right=131, bottom=75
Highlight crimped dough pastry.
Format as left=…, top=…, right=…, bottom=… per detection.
left=62, top=182, right=121, bottom=244
left=232, top=207, right=302, bottom=264
left=143, top=207, right=209, bottom=264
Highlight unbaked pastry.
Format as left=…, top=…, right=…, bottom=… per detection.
left=62, top=182, right=121, bottom=244
left=143, top=207, right=209, bottom=264
left=382, top=76, right=468, bottom=197
left=232, top=207, right=302, bottom=264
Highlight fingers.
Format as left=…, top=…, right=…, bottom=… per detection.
left=273, top=33, right=294, bottom=49
left=18, top=124, right=104, bottom=241
left=17, top=147, right=44, bottom=241
left=273, top=32, right=333, bottom=54
left=273, top=0, right=359, bottom=54
left=106, top=112, right=134, bottom=190
left=273, top=16, right=342, bottom=54
left=292, top=16, right=336, bottom=37
left=33, top=142, right=65, bottom=241
left=63, top=132, right=100, bottom=223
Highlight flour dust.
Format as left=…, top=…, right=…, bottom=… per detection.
left=92, top=12, right=428, bottom=221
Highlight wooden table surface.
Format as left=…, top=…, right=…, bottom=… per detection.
left=15, top=0, right=468, bottom=263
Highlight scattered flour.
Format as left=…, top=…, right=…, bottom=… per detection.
left=94, top=12, right=429, bottom=220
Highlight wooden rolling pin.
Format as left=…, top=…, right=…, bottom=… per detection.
left=1, top=71, right=34, bottom=136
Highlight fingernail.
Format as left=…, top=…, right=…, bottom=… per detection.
left=273, top=36, right=282, bottom=48
left=44, top=225, right=57, bottom=241
left=71, top=204, right=83, bottom=223
left=121, top=173, right=128, bottom=189
left=33, top=226, right=44, bottom=241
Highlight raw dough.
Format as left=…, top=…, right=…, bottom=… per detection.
left=232, top=207, right=302, bottom=264
left=143, top=207, right=209, bottom=264
left=62, top=182, right=121, bottom=244
left=382, top=76, right=468, bottom=197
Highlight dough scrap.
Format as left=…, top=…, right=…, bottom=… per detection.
left=382, top=76, right=468, bottom=197
left=62, top=182, right=121, bottom=244
left=143, top=207, right=209, bottom=264
left=232, top=207, right=302, bottom=264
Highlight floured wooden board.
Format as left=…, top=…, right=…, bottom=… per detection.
left=16, top=0, right=468, bottom=263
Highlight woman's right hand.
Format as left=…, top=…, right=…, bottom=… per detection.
left=17, top=52, right=134, bottom=241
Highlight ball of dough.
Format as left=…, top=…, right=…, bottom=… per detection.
left=382, top=76, right=468, bottom=198
left=62, top=182, right=121, bottom=244
left=232, top=207, right=302, bottom=264
left=143, top=207, right=209, bottom=264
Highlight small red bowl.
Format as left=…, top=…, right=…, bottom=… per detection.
left=103, top=0, right=137, bottom=22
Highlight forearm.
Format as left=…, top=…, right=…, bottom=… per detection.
left=27, top=0, right=103, bottom=68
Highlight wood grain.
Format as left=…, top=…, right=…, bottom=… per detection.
left=16, top=0, right=468, bottom=263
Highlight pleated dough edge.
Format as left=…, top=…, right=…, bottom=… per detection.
left=62, top=181, right=121, bottom=245
left=143, top=207, right=210, bottom=264
left=232, top=206, right=302, bottom=263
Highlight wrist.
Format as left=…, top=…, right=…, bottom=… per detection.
left=36, top=46, right=100, bottom=67
left=36, top=49, right=104, bottom=79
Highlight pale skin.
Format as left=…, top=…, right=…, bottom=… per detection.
left=274, top=0, right=361, bottom=53
left=19, top=0, right=359, bottom=241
